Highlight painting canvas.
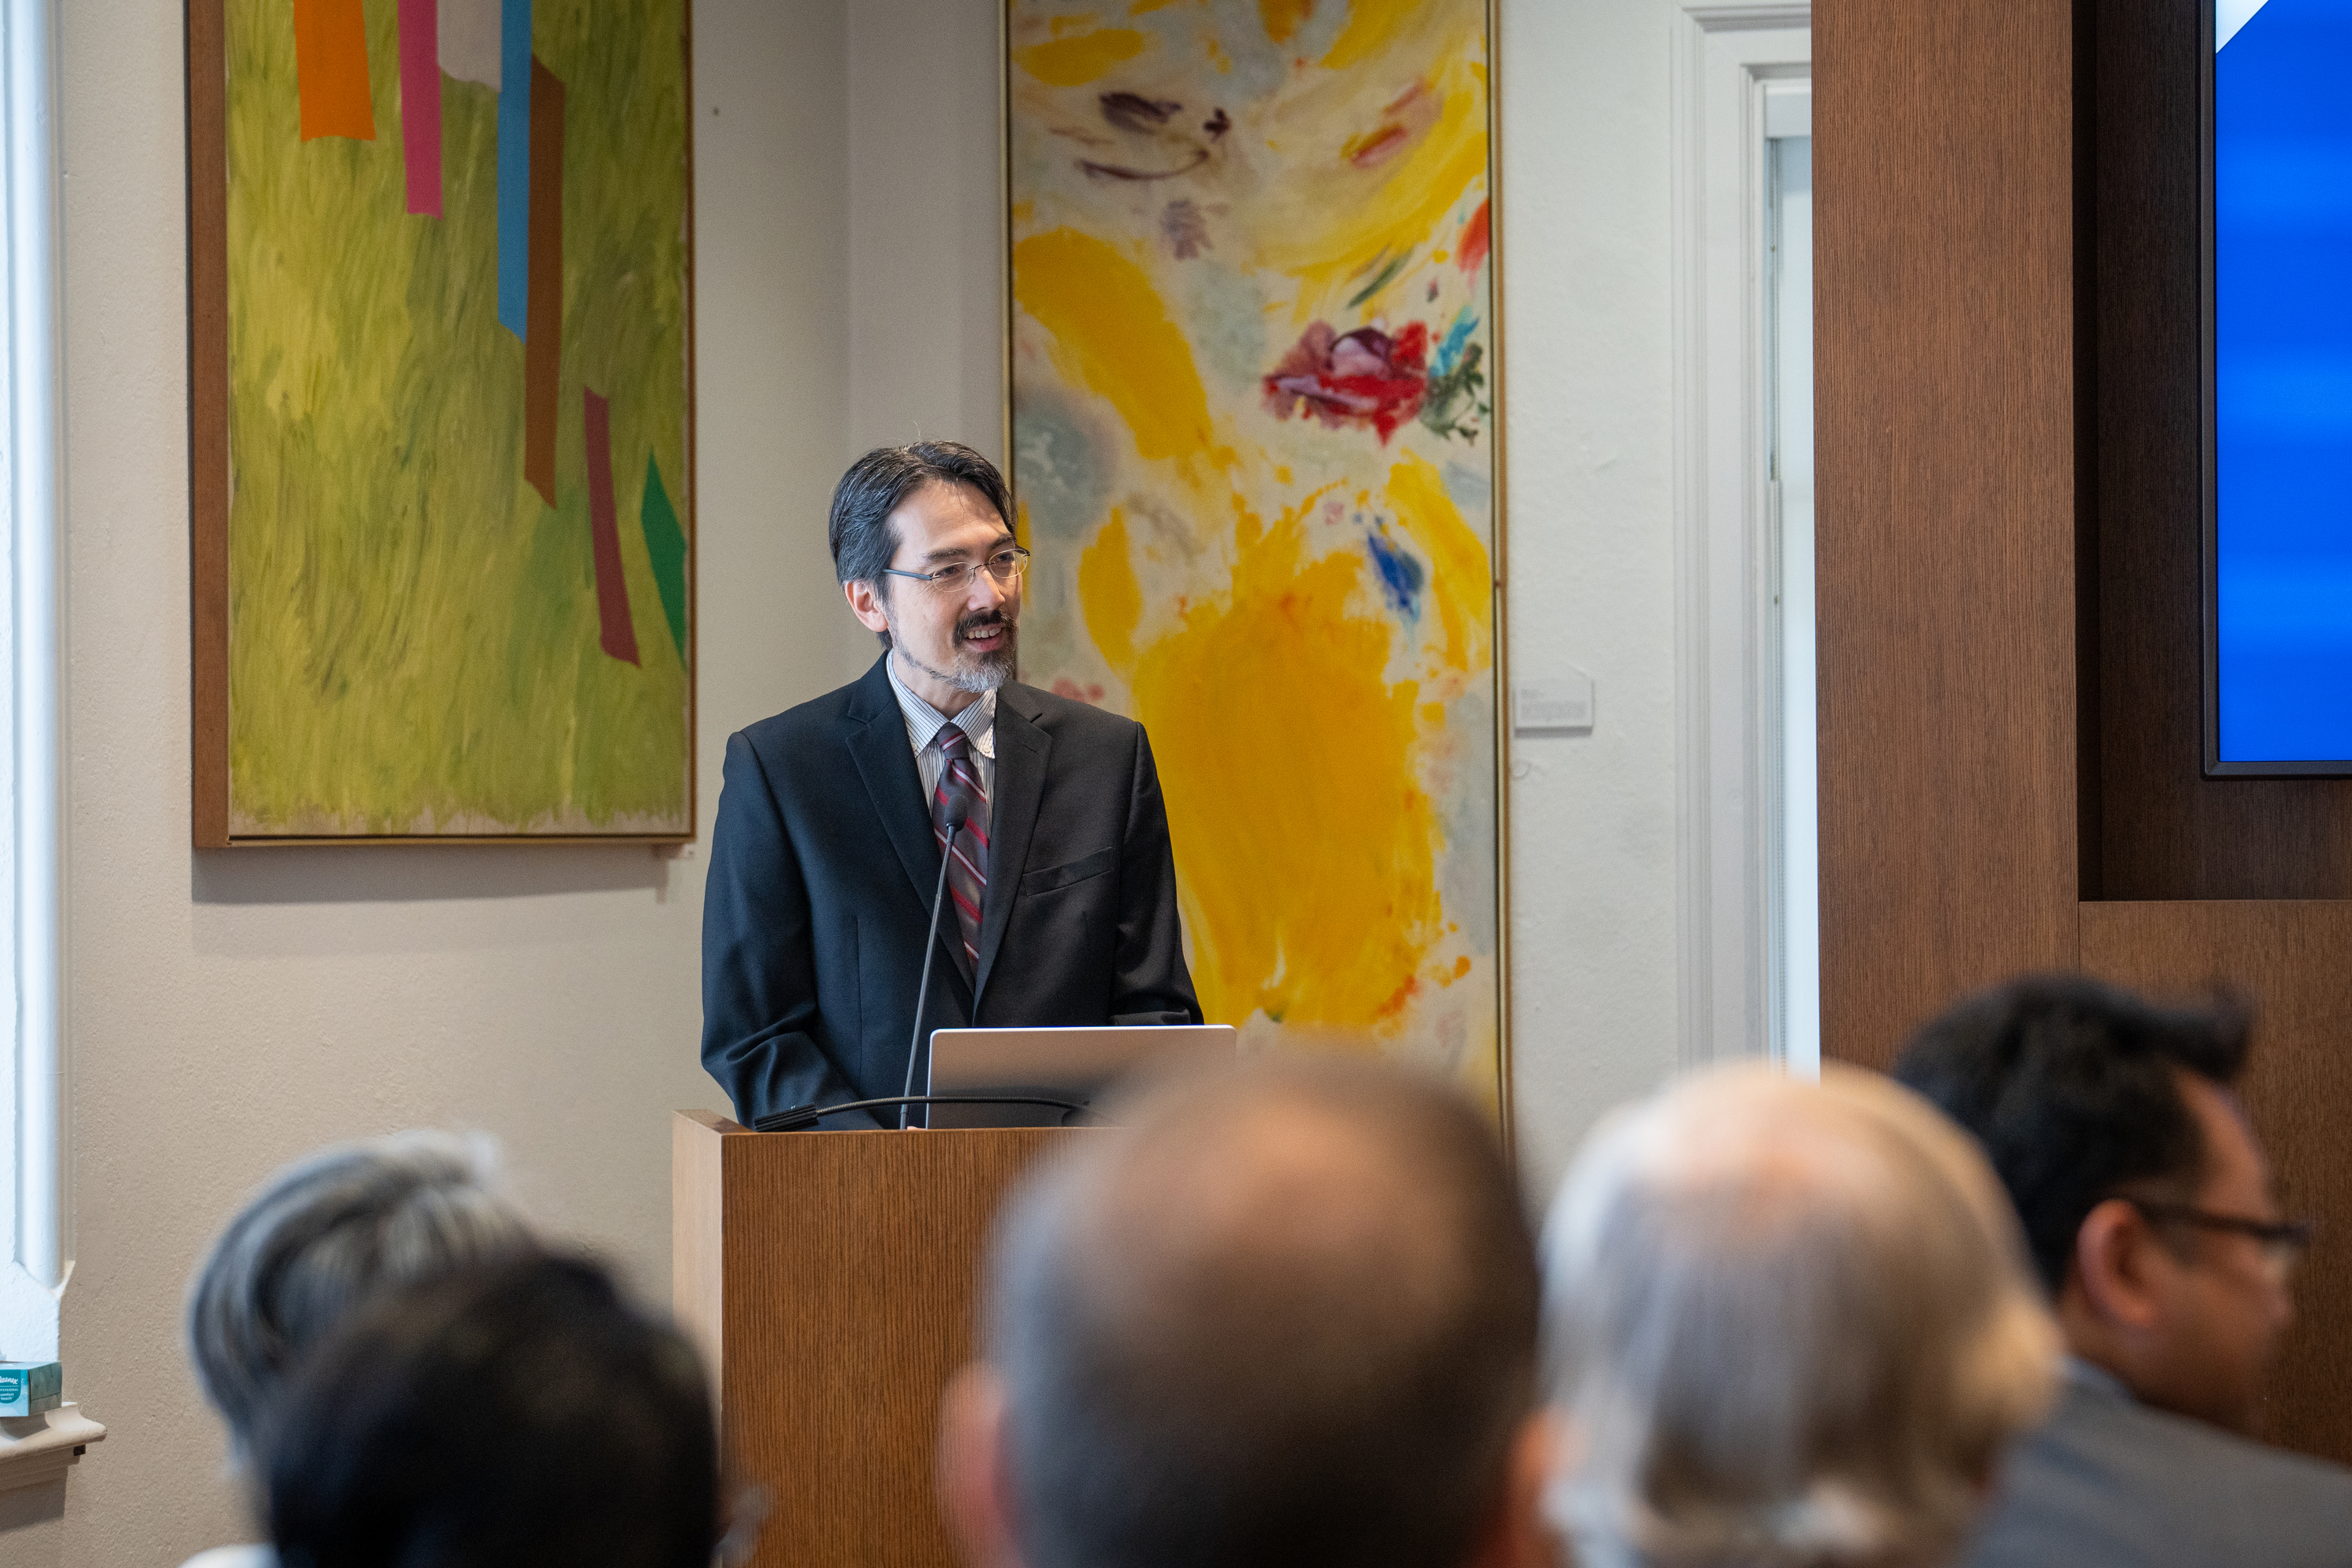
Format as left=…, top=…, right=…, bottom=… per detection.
left=1007, top=2, right=1503, bottom=1109
left=191, top=0, right=692, bottom=842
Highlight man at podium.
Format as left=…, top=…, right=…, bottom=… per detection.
left=702, top=442, right=1201, bottom=1129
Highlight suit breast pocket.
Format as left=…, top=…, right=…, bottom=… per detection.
left=1019, top=844, right=1119, bottom=896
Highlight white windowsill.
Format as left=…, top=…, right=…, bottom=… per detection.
left=0, top=1403, right=103, bottom=1492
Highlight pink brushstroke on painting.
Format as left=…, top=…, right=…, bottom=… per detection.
left=398, top=0, right=444, bottom=216
left=583, top=390, right=642, bottom=666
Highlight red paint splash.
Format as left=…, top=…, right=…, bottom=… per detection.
left=1343, top=122, right=1412, bottom=169
left=1457, top=199, right=1490, bottom=275
left=583, top=389, right=641, bottom=666
left=1261, top=321, right=1429, bottom=443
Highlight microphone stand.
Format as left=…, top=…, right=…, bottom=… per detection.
left=901, top=798, right=968, bottom=1130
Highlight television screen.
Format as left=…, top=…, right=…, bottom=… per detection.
left=2210, top=0, right=2352, bottom=772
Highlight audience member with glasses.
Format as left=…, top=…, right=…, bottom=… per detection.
left=700, top=441, right=1200, bottom=1134
left=1896, top=975, right=2352, bottom=1568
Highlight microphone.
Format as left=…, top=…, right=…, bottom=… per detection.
left=901, top=794, right=970, bottom=1130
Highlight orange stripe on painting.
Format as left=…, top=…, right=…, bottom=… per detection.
left=523, top=56, right=564, bottom=506
left=292, top=0, right=376, bottom=142
left=1456, top=198, right=1490, bottom=275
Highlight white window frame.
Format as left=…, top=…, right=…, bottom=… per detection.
left=1671, top=1, right=1810, bottom=1067
left=0, top=0, right=69, bottom=1363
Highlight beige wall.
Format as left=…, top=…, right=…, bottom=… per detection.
left=7, top=0, right=1693, bottom=1558
left=17, top=0, right=851, bottom=1559
left=846, top=0, right=1005, bottom=461
left=1495, top=0, right=1684, bottom=1197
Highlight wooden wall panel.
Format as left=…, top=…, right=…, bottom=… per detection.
left=1813, top=0, right=2085, bottom=1065
left=2092, top=0, right=2352, bottom=898
left=1817, top=0, right=2352, bottom=1465
left=2079, top=902, right=2352, bottom=1462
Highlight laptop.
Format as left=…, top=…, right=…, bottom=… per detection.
left=923, top=1025, right=1238, bottom=1128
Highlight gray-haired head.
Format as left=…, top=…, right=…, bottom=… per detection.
left=827, top=442, right=1011, bottom=648
left=1542, top=1064, right=2060, bottom=1568
left=186, top=1130, right=536, bottom=1457
left=982, top=1058, right=1541, bottom=1568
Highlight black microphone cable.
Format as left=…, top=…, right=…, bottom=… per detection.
left=901, top=794, right=969, bottom=1130
left=752, top=1094, right=1092, bottom=1133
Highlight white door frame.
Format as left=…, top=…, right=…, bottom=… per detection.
left=1671, top=0, right=1810, bottom=1066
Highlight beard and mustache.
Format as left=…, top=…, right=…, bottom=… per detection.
left=893, top=606, right=1018, bottom=695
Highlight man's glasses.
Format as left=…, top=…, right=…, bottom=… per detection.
left=2126, top=1197, right=2315, bottom=1279
left=882, top=546, right=1032, bottom=593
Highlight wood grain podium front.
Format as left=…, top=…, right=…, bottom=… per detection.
left=672, top=1110, right=1076, bottom=1568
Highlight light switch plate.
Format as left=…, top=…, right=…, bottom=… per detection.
left=1515, top=671, right=1595, bottom=735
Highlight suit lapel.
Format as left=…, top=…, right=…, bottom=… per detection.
left=842, top=657, right=938, bottom=913
left=974, top=690, right=1050, bottom=1004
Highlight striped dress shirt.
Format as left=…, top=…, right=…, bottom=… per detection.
left=884, top=655, right=997, bottom=806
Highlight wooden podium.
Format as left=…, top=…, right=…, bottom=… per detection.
left=672, top=1111, right=1076, bottom=1567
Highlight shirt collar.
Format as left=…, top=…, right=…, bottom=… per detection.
left=2063, top=1356, right=2131, bottom=1401
left=885, top=653, right=996, bottom=757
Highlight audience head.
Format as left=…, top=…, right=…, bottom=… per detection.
left=1893, top=974, right=2296, bottom=1432
left=1543, top=1063, right=2057, bottom=1568
left=941, top=1058, right=1550, bottom=1568
left=265, top=1253, right=720, bottom=1568
left=186, top=1129, right=535, bottom=1457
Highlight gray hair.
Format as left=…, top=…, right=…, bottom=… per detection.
left=186, top=1130, right=535, bottom=1455
left=984, top=1058, right=1541, bottom=1568
left=1542, top=1065, right=2060, bottom=1568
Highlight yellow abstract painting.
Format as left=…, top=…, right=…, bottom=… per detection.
left=1007, top=0, right=1501, bottom=1109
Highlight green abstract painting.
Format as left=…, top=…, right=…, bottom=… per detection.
left=203, top=0, right=691, bottom=839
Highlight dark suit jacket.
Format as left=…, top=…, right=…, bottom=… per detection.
left=702, top=655, right=1201, bottom=1128
left=1963, top=1359, right=2352, bottom=1568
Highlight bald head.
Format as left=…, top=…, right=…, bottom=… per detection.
left=968, top=1060, right=1540, bottom=1568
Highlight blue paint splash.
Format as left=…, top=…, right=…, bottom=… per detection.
left=497, top=0, right=532, bottom=338
left=1432, top=307, right=1479, bottom=379
left=1365, top=531, right=1425, bottom=617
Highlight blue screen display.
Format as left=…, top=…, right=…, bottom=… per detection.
left=2215, top=0, right=2352, bottom=764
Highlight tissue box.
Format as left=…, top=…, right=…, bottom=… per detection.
left=0, top=1362, right=61, bottom=1417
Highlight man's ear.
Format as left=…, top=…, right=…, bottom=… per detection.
left=2071, top=1197, right=2170, bottom=1334
left=937, top=1364, right=1022, bottom=1568
left=1468, top=1410, right=1566, bottom=1568
left=845, top=576, right=892, bottom=634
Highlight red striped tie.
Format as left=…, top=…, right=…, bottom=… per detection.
left=932, top=726, right=989, bottom=979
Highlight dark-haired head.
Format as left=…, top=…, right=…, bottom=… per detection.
left=1891, top=974, right=2251, bottom=1295
left=829, top=442, right=1011, bottom=647
left=265, top=1254, right=719, bottom=1568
